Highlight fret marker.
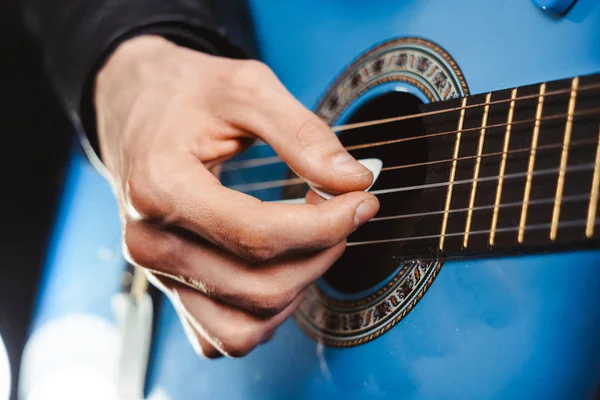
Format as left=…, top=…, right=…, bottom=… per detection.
left=463, top=93, right=491, bottom=249
left=490, top=88, right=517, bottom=247
left=586, top=124, right=600, bottom=238
left=550, top=77, right=579, bottom=241
left=518, top=83, right=546, bottom=244
left=439, top=97, right=468, bottom=251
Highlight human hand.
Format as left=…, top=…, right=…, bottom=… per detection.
left=94, top=35, right=379, bottom=357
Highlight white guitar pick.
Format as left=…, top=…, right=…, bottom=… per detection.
left=310, top=158, right=383, bottom=200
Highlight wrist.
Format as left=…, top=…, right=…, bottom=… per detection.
left=97, top=35, right=174, bottom=84
left=113, top=35, right=174, bottom=59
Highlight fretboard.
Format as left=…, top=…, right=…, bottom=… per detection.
left=340, top=73, right=600, bottom=261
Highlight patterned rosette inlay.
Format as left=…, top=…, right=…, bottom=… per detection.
left=294, top=37, right=467, bottom=347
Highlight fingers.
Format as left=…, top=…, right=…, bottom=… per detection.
left=144, top=270, right=222, bottom=358
left=126, top=158, right=379, bottom=261
left=220, top=60, right=373, bottom=194
left=182, top=180, right=376, bottom=260
left=125, top=220, right=346, bottom=316
left=152, top=273, right=302, bottom=358
left=175, top=297, right=224, bottom=359
left=177, top=281, right=303, bottom=358
left=305, top=188, right=327, bottom=205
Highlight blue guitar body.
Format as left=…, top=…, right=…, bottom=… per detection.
left=22, top=0, right=600, bottom=399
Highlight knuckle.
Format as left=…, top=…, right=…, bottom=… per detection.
left=238, top=60, right=274, bottom=80
left=230, top=60, right=276, bottom=98
left=221, top=325, right=264, bottom=358
left=248, top=284, right=294, bottom=316
left=123, top=224, right=179, bottom=270
left=200, top=344, right=223, bottom=359
left=294, top=118, right=336, bottom=153
left=314, top=220, right=344, bottom=247
left=234, top=225, right=277, bottom=262
left=151, top=234, right=182, bottom=267
left=126, top=156, right=176, bottom=222
left=123, top=225, right=154, bottom=267
left=202, top=348, right=223, bottom=359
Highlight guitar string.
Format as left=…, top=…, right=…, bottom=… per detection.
left=346, top=218, right=598, bottom=247
left=368, top=193, right=590, bottom=222
left=249, top=81, right=600, bottom=148
left=334, top=83, right=600, bottom=133
left=381, top=138, right=597, bottom=172
left=222, top=108, right=590, bottom=172
left=222, top=82, right=600, bottom=172
left=273, top=163, right=595, bottom=201
left=343, top=108, right=597, bottom=151
left=223, top=107, right=600, bottom=173
left=229, top=138, right=598, bottom=193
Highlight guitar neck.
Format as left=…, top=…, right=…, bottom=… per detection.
left=347, top=73, right=600, bottom=260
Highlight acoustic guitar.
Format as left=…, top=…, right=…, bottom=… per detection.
left=18, top=0, right=600, bottom=398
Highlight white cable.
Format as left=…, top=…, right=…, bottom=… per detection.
left=0, top=332, right=11, bottom=400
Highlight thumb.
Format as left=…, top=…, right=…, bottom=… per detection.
left=231, top=85, right=374, bottom=194
left=276, top=117, right=374, bottom=194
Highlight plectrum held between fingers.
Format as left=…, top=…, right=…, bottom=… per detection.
left=310, top=158, right=383, bottom=200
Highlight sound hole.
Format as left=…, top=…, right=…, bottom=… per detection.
left=322, top=91, right=428, bottom=294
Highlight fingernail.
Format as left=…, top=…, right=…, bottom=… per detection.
left=354, top=199, right=379, bottom=228
left=331, top=153, right=371, bottom=176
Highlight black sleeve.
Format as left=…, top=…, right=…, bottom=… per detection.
left=22, top=0, right=256, bottom=161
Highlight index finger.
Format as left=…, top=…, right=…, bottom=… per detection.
left=149, top=159, right=379, bottom=261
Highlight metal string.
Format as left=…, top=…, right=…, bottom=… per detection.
left=272, top=163, right=595, bottom=202
left=381, top=138, right=597, bottom=172
left=222, top=82, right=600, bottom=172
left=368, top=193, right=590, bottom=223
left=217, top=79, right=600, bottom=248
left=229, top=138, right=598, bottom=193
left=334, top=82, right=600, bottom=133
left=223, top=107, right=600, bottom=172
left=346, top=218, right=598, bottom=247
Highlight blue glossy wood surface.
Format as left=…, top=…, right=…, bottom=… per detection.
left=25, top=0, right=600, bottom=399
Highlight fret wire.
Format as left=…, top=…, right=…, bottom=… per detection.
left=464, top=93, right=492, bottom=249
left=518, top=83, right=546, bottom=243
left=490, top=88, right=517, bottom=246
left=551, top=77, right=579, bottom=241
left=346, top=218, right=598, bottom=247
left=222, top=107, right=600, bottom=172
left=586, top=123, right=600, bottom=237
left=439, top=97, right=467, bottom=250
